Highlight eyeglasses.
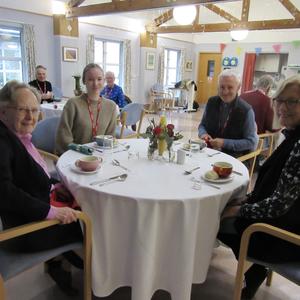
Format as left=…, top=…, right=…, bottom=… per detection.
left=8, top=106, right=40, bottom=117
left=273, top=98, right=300, bottom=108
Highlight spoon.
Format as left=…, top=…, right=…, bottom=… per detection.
left=112, top=159, right=130, bottom=171
left=184, top=166, right=200, bottom=175
left=113, top=145, right=130, bottom=153
left=98, top=174, right=128, bottom=186
left=207, top=152, right=221, bottom=157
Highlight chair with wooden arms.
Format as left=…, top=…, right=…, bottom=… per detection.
left=258, top=132, right=275, bottom=159
left=233, top=223, right=300, bottom=300
left=0, top=211, right=92, bottom=300
left=238, top=139, right=263, bottom=192
left=115, top=103, right=145, bottom=139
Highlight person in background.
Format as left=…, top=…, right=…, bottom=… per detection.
left=240, top=75, right=275, bottom=134
left=0, top=81, right=82, bottom=295
left=29, top=65, right=53, bottom=103
left=218, top=75, right=300, bottom=299
left=56, top=63, right=117, bottom=155
left=198, top=69, right=258, bottom=157
left=100, top=71, right=125, bottom=108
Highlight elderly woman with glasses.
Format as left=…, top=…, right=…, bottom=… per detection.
left=218, top=75, right=300, bottom=299
left=0, top=81, right=82, bottom=294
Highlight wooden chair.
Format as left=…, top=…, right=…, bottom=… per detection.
left=115, top=103, right=145, bottom=139
left=233, top=223, right=300, bottom=300
left=238, top=139, right=263, bottom=192
left=0, top=211, right=92, bottom=300
left=258, top=132, right=275, bottom=159
left=149, top=85, right=175, bottom=112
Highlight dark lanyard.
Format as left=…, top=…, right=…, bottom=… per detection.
left=219, top=106, right=233, bottom=136
left=86, top=97, right=101, bottom=137
left=36, top=80, right=46, bottom=94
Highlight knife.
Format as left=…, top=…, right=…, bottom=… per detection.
left=90, top=174, right=126, bottom=186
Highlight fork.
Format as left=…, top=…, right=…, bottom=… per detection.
left=207, top=152, right=221, bottom=157
left=112, top=159, right=130, bottom=172
left=184, top=166, right=200, bottom=175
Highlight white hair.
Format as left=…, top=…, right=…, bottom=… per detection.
left=218, top=69, right=241, bottom=84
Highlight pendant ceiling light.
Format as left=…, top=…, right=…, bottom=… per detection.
left=173, top=5, right=197, bottom=26
left=230, top=30, right=249, bottom=41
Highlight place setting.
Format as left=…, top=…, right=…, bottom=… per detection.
left=70, top=155, right=103, bottom=175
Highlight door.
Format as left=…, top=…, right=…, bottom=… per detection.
left=196, top=53, right=222, bottom=104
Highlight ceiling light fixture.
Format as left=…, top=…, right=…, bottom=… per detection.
left=230, top=30, right=249, bottom=41
left=173, top=5, right=197, bottom=26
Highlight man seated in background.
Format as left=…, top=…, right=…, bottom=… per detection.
left=100, top=71, right=125, bottom=108
left=240, top=75, right=275, bottom=134
left=198, top=69, right=258, bottom=157
left=29, top=65, right=53, bottom=103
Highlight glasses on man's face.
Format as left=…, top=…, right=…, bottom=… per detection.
left=273, top=98, right=300, bottom=109
left=8, top=106, right=40, bottom=117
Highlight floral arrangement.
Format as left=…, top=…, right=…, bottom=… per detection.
left=142, top=116, right=183, bottom=158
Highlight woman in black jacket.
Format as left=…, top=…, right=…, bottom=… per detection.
left=218, top=75, right=300, bottom=299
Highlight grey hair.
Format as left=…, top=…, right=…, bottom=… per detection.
left=36, top=65, right=47, bottom=71
left=218, top=69, right=241, bottom=84
left=82, top=63, right=104, bottom=84
left=272, top=75, right=300, bottom=99
left=256, top=75, right=274, bottom=91
left=105, top=71, right=115, bottom=78
left=0, top=80, right=41, bottom=108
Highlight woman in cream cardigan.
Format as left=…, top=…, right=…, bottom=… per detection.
left=56, top=63, right=117, bottom=155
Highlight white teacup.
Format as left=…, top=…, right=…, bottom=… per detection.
left=95, top=135, right=114, bottom=147
left=75, top=156, right=102, bottom=172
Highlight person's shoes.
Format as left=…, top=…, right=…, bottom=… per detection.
left=46, top=260, right=79, bottom=296
left=63, top=250, right=84, bottom=269
left=241, top=264, right=268, bottom=299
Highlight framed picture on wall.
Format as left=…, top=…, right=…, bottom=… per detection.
left=146, top=52, right=155, bottom=70
left=62, top=47, right=78, bottom=62
left=185, top=60, right=193, bottom=72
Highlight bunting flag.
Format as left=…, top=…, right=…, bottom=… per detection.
left=236, top=47, right=242, bottom=56
left=220, top=43, right=226, bottom=53
left=255, top=47, right=262, bottom=56
left=292, top=40, right=300, bottom=48
left=272, top=44, right=282, bottom=53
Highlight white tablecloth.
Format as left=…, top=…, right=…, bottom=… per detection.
left=57, top=139, right=249, bottom=300
left=40, top=101, right=66, bottom=119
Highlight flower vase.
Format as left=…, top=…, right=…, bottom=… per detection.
left=158, top=139, right=167, bottom=156
left=73, top=75, right=82, bottom=96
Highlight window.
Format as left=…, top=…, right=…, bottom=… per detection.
left=0, top=26, right=23, bottom=87
left=94, top=39, right=123, bottom=86
left=164, top=48, right=181, bottom=87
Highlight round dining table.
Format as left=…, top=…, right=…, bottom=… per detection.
left=57, top=139, right=249, bottom=300
left=40, top=100, right=67, bottom=119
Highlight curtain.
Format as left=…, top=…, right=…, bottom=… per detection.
left=124, top=40, right=131, bottom=97
left=86, top=34, right=95, bottom=64
left=241, top=53, right=256, bottom=93
left=23, top=24, right=36, bottom=82
left=179, top=49, right=186, bottom=80
left=157, top=47, right=165, bottom=85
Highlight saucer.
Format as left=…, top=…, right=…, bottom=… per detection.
left=71, top=163, right=101, bottom=174
left=202, top=174, right=234, bottom=183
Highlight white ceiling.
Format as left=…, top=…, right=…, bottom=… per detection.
left=1, top=0, right=300, bottom=43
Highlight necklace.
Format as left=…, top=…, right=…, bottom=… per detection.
left=36, top=80, right=46, bottom=94
left=86, top=96, right=102, bottom=137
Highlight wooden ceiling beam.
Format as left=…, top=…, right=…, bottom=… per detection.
left=154, top=9, right=173, bottom=27
left=66, top=0, right=238, bottom=18
left=156, top=18, right=300, bottom=33
left=67, top=0, right=86, bottom=8
left=278, top=0, right=300, bottom=19
left=241, top=0, right=250, bottom=22
left=205, top=3, right=239, bottom=23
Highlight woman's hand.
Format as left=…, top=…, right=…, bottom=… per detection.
left=53, top=207, right=78, bottom=224
left=221, top=205, right=241, bottom=220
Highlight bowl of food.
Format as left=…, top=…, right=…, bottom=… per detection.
left=212, top=161, right=233, bottom=178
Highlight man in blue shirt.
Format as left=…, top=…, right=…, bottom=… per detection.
left=198, top=69, right=258, bottom=157
left=100, top=71, right=125, bottom=108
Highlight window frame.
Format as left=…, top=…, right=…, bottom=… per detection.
left=164, top=48, right=181, bottom=88
left=94, top=38, right=124, bottom=87
left=0, top=24, right=25, bottom=87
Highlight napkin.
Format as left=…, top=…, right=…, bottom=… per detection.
left=68, top=143, right=93, bottom=155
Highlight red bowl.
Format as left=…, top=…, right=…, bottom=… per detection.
left=213, top=162, right=233, bottom=178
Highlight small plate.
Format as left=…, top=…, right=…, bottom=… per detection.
left=182, top=144, right=200, bottom=152
left=202, top=174, right=234, bottom=183
left=71, top=164, right=101, bottom=174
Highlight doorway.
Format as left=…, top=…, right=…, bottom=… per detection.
left=196, top=53, right=222, bottom=104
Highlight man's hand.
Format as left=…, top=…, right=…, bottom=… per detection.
left=200, top=134, right=212, bottom=140
left=210, top=138, right=224, bottom=150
